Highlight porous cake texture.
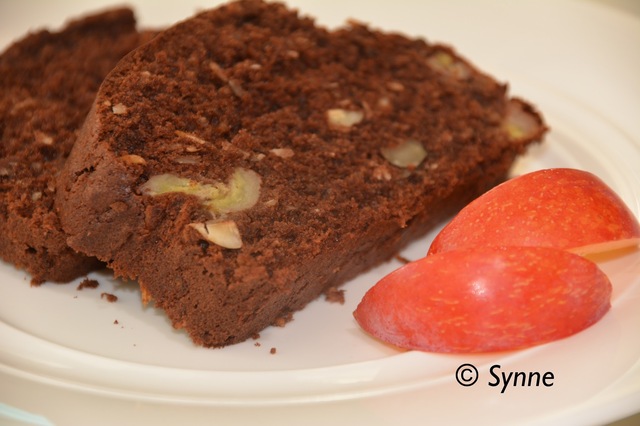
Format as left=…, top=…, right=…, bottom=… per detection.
left=56, top=0, right=546, bottom=346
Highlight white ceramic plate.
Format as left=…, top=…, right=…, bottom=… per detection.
left=1, top=1, right=639, bottom=425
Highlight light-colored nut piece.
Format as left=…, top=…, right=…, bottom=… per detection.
left=30, top=162, right=42, bottom=173
left=326, top=108, right=364, bottom=131
left=381, top=139, right=427, bottom=169
left=119, top=154, right=146, bottom=165
left=173, top=155, right=200, bottom=165
left=372, top=165, right=392, bottom=181
left=141, top=174, right=192, bottom=196
left=112, top=103, right=128, bottom=115
left=209, top=168, right=261, bottom=213
left=386, top=81, right=405, bottom=92
left=209, top=61, right=229, bottom=82
left=190, top=220, right=243, bottom=249
left=426, top=51, right=471, bottom=79
left=270, top=148, right=294, bottom=159
left=502, top=100, right=540, bottom=140
left=10, top=98, right=37, bottom=114
left=140, top=286, right=152, bottom=305
left=221, top=141, right=251, bottom=159
left=175, top=130, right=207, bottom=145
left=34, top=131, right=53, bottom=145
left=377, top=96, right=392, bottom=111
left=361, top=100, right=373, bottom=119
left=208, top=62, right=245, bottom=97
left=228, top=79, right=245, bottom=98
left=140, top=167, right=261, bottom=215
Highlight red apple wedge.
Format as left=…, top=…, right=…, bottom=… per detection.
left=353, top=246, right=612, bottom=353
left=428, top=168, right=640, bottom=256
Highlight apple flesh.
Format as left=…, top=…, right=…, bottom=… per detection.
left=428, top=168, right=640, bottom=256
left=353, top=246, right=612, bottom=353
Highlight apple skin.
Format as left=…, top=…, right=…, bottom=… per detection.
left=428, top=168, right=640, bottom=256
left=353, top=246, right=612, bottom=353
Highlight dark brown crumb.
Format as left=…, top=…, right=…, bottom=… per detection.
left=270, top=347, right=277, bottom=355
left=30, top=277, right=45, bottom=287
left=101, top=292, right=118, bottom=302
left=324, top=286, right=346, bottom=304
left=251, top=333, right=261, bottom=340
left=77, top=278, right=100, bottom=290
left=273, top=313, right=293, bottom=327
left=254, top=342, right=261, bottom=347
left=395, top=255, right=413, bottom=264
left=113, top=319, right=119, bottom=325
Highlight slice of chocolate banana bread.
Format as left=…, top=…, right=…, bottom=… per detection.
left=56, top=0, right=547, bottom=347
left=0, top=8, right=154, bottom=284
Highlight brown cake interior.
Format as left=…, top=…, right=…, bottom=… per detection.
left=57, top=0, right=546, bottom=346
